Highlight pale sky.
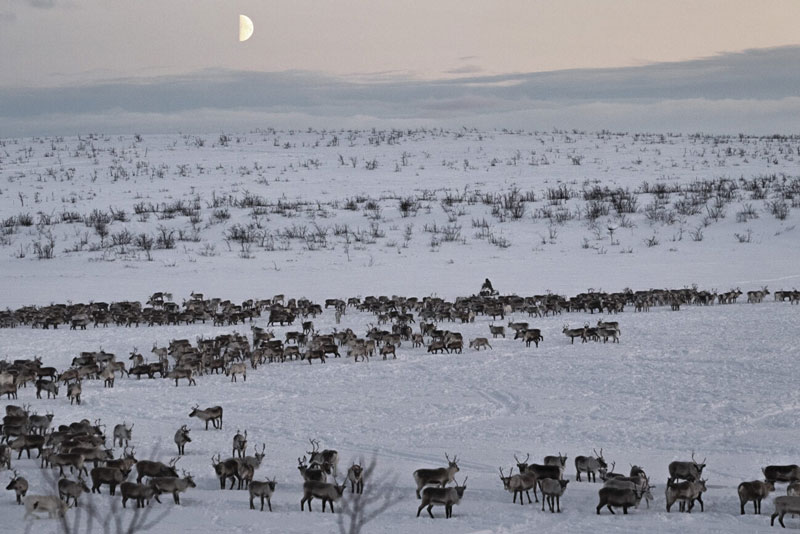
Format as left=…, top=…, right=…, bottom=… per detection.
left=1, top=0, right=799, bottom=135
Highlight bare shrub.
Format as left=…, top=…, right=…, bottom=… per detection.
left=767, top=199, right=789, bottom=220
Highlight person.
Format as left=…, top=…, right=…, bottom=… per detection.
left=481, top=278, right=494, bottom=292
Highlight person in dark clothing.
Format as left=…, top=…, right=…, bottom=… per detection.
left=481, top=278, right=494, bottom=292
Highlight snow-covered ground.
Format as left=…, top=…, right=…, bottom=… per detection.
left=1, top=129, right=799, bottom=533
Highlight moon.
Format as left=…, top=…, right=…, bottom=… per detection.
left=239, top=14, right=254, bottom=42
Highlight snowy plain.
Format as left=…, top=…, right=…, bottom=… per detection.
left=0, top=128, right=799, bottom=533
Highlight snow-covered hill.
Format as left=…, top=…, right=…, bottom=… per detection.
left=1, top=128, right=799, bottom=533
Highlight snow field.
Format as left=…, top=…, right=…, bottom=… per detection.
left=0, top=297, right=797, bottom=533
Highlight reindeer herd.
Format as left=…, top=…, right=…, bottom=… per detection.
left=0, top=285, right=797, bottom=525
left=4, top=400, right=800, bottom=526
left=5, top=281, right=795, bottom=404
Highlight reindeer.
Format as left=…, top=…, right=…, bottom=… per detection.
left=540, top=478, right=569, bottom=512
left=563, top=324, right=587, bottom=344
left=301, top=477, right=347, bottom=513
left=308, top=439, right=339, bottom=476
left=346, top=463, right=364, bottom=494
left=120, top=481, right=157, bottom=508
left=380, top=343, right=396, bottom=360
left=417, top=477, right=467, bottom=518
left=106, top=447, right=137, bottom=478
left=629, top=464, right=647, bottom=478
left=413, top=453, right=459, bottom=499
left=67, top=381, right=82, bottom=405
left=50, top=452, right=88, bottom=477
left=601, top=461, right=621, bottom=481
left=507, top=321, right=528, bottom=336
left=232, top=430, right=248, bottom=459
left=226, top=362, right=247, bottom=382
left=427, top=341, right=446, bottom=354
left=347, top=342, right=369, bottom=363
left=0, top=444, right=10, bottom=470
left=469, top=338, right=492, bottom=350
left=499, top=466, right=537, bottom=505
left=189, top=405, right=223, bottom=430
left=135, top=457, right=179, bottom=484
left=241, top=443, right=266, bottom=473
left=113, top=422, right=133, bottom=448
left=167, top=367, right=196, bottom=387
left=90, top=466, right=125, bottom=495
left=6, top=470, right=28, bottom=504
left=150, top=471, right=196, bottom=505
left=488, top=325, right=505, bottom=338
left=211, top=454, right=239, bottom=490
left=10, top=434, right=45, bottom=459
left=747, top=286, right=770, bottom=303
left=302, top=349, right=326, bottom=364
left=174, top=425, right=191, bottom=455
left=58, top=477, right=90, bottom=507
left=129, top=349, right=144, bottom=368
left=597, top=319, right=620, bottom=331
left=763, top=465, right=800, bottom=483
left=544, top=453, right=568, bottom=469
left=522, top=329, right=543, bottom=348
left=29, top=412, right=54, bottom=435
left=237, top=462, right=254, bottom=490
left=597, top=327, right=619, bottom=343
left=35, top=379, right=59, bottom=399
left=5, top=404, right=28, bottom=418
left=249, top=477, right=277, bottom=511
left=668, top=452, right=706, bottom=484
left=596, top=485, right=647, bottom=514
left=23, top=495, right=69, bottom=519
left=514, top=454, right=562, bottom=502
left=99, top=365, right=115, bottom=387
left=64, top=445, right=112, bottom=469
left=298, top=456, right=327, bottom=483
left=575, top=449, right=608, bottom=482
left=665, top=478, right=707, bottom=512
left=738, top=479, right=775, bottom=514
left=772, top=496, right=800, bottom=527
left=603, top=474, right=654, bottom=509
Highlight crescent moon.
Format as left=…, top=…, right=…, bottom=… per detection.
left=239, top=14, right=254, bottom=42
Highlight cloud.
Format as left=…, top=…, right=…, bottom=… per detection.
left=445, top=65, right=484, bottom=75
left=26, top=0, right=57, bottom=8
left=2, top=46, right=800, bottom=137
